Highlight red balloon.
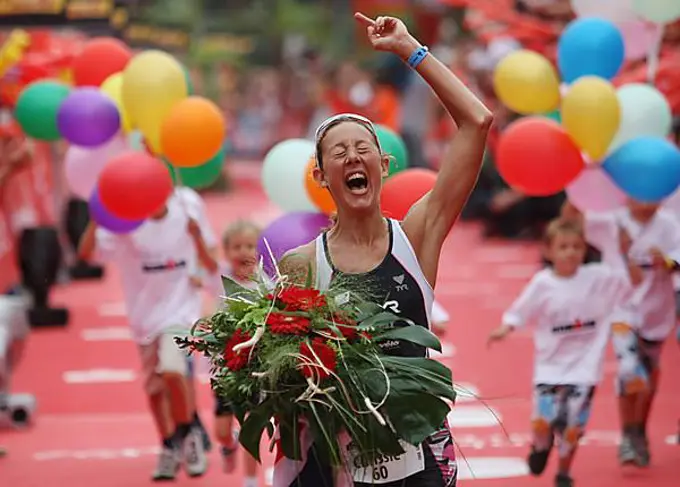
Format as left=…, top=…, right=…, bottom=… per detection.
left=496, top=118, right=585, bottom=196
left=381, top=169, right=437, bottom=220
left=72, top=38, right=132, bottom=87
left=98, top=152, right=173, bottom=220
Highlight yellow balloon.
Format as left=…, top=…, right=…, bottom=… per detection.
left=101, top=73, right=133, bottom=133
left=493, top=50, right=560, bottom=115
left=561, top=77, right=620, bottom=161
left=121, top=50, right=187, bottom=153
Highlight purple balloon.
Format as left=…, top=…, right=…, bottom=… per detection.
left=89, top=188, right=144, bottom=234
left=57, top=88, right=121, bottom=147
left=258, top=212, right=331, bottom=276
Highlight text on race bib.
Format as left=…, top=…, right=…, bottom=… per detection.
left=348, top=441, right=425, bottom=484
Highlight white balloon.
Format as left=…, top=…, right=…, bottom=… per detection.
left=566, top=166, right=627, bottom=212
left=608, top=83, right=672, bottom=153
left=64, top=134, right=129, bottom=200
left=572, top=0, right=637, bottom=22
left=632, top=0, right=680, bottom=24
left=261, top=139, right=316, bottom=212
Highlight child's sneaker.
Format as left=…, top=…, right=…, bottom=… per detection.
left=152, top=447, right=180, bottom=481
left=183, top=429, right=208, bottom=477
left=555, top=473, right=573, bottom=487
left=221, top=445, right=238, bottom=473
left=633, top=431, right=650, bottom=467
left=618, top=433, right=637, bottom=466
left=527, top=446, right=551, bottom=476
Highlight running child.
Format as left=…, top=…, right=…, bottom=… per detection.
left=562, top=199, right=680, bottom=465
left=206, top=220, right=264, bottom=487
left=79, top=187, right=218, bottom=481
left=488, top=219, right=642, bottom=487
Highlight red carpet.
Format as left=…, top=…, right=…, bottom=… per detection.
left=2, top=185, right=678, bottom=486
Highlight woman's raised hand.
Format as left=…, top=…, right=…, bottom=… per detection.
left=354, top=12, right=418, bottom=58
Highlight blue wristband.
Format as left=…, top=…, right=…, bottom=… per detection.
left=407, top=46, right=429, bottom=69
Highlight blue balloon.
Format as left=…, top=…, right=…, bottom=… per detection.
left=557, top=18, right=625, bottom=83
left=603, top=137, right=680, bottom=203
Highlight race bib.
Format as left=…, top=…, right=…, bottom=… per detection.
left=348, top=441, right=425, bottom=484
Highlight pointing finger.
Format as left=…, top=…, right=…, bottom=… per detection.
left=354, top=12, right=375, bottom=26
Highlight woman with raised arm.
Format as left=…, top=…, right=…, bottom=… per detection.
left=274, top=12, right=493, bottom=487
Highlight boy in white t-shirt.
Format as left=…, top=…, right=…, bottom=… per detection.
left=562, top=199, right=680, bottom=465
left=79, top=187, right=218, bottom=481
left=488, top=219, right=641, bottom=487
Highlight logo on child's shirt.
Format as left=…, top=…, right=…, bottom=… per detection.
left=141, top=259, right=187, bottom=273
left=552, top=319, right=596, bottom=334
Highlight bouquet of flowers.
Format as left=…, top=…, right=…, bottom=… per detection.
left=177, top=263, right=456, bottom=468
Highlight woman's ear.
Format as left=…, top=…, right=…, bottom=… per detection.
left=380, top=154, right=391, bottom=178
left=312, top=165, right=327, bottom=187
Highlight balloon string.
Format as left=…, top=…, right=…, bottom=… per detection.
left=172, top=165, right=190, bottom=215
left=646, top=24, right=664, bottom=85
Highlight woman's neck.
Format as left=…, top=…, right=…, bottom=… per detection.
left=329, top=207, right=386, bottom=245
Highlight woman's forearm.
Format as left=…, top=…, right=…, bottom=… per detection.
left=395, top=36, right=492, bottom=129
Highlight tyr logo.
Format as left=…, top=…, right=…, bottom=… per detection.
left=393, top=274, right=408, bottom=292
left=382, top=300, right=401, bottom=314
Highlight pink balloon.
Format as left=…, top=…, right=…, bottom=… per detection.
left=618, top=20, right=658, bottom=60
left=566, top=166, right=627, bottom=212
left=64, top=134, right=129, bottom=200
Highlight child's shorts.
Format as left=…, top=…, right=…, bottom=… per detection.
left=138, top=332, right=190, bottom=396
left=531, top=384, right=595, bottom=454
left=612, top=322, right=664, bottom=396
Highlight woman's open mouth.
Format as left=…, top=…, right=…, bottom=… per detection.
left=345, top=171, right=369, bottom=195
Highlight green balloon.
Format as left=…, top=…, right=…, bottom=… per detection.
left=14, top=81, right=70, bottom=141
left=544, top=110, right=562, bottom=124
left=375, top=125, right=408, bottom=176
left=166, top=148, right=224, bottom=189
left=183, top=67, right=195, bottom=95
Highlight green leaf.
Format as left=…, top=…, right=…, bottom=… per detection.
left=357, top=312, right=407, bottom=331
left=238, top=404, right=273, bottom=462
left=384, top=393, right=451, bottom=446
left=278, top=410, right=302, bottom=461
left=305, top=261, right=313, bottom=289
left=222, top=275, right=257, bottom=300
left=381, top=357, right=456, bottom=401
left=376, top=325, right=442, bottom=353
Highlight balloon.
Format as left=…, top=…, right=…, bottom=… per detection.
left=561, top=77, right=620, bottom=161
left=618, top=20, right=659, bottom=61
left=381, top=169, right=437, bottom=220
left=98, top=151, right=174, bottom=220
left=493, top=50, right=561, bottom=114
left=603, top=137, right=680, bottom=202
left=101, top=73, right=133, bottom=132
left=304, top=157, right=336, bottom=215
left=543, top=110, right=562, bottom=123
left=632, top=0, right=680, bottom=24
left=160, top=97, right=226, bottom=167
left=57, top=88, right=120, bottom=147
left=565, top=166, right=627, bottom=212
left=375, top=125, right=408, bottom=176
left=72, top=38, right=132, bottom=87
left=262, top=139, right=317, bottom=212
left=496, top=118, right=585, bottom=196
left=609, top=84, right=672, bottom=153
left=557, top=18, right=625, bottom=83
left=121, top=51, right=187, bottom=154
left=571, top=0, right=635, bottom=21
left=64, top=135, right=129, bottom=200
left=258, top=212, right=331, bottom=276
left=14, top=81, right=70, bottom=141
left=166, top=148, right=225, bottom=189
left=89, top=188, right=144, bottom=234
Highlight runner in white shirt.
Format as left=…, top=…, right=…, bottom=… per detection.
left=488, top=219, right=642, bottom=487
left=562, top=199, right=680, bottom=466
left=202, top=219, right=263, bottom=487
left=78, top=187, right=218, bottom=481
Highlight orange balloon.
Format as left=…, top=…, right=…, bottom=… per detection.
left=160, top=96, right=226, bottom=168
left=304, top=157, right=336, bottom=215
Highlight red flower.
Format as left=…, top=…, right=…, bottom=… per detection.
left=299, top=338, right=337, bottom=380
left=332, top=313, right=358, bottom=341
left=278, top=286, right=327, bottom=311
left=267, top=312, right=312, bottom=335
left=224, top=329, right=253, bottom=371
